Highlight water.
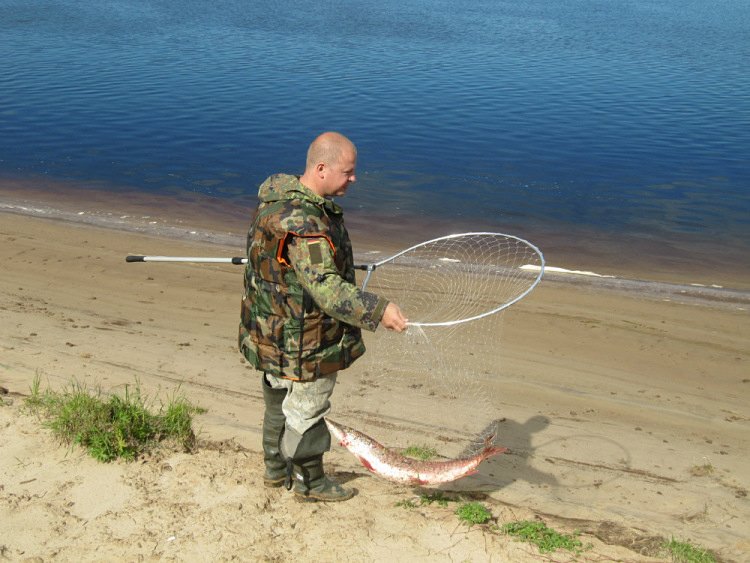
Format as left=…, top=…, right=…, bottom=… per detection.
left=1, top=0, right=749, bottom=285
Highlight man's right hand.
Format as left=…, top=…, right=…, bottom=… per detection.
left=381, top=302, right=408, bottom=332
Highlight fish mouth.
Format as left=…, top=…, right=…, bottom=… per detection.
left=324, top=417, right=345, bottom=441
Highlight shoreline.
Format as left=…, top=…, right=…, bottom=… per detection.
left=2, top=181, right=749, bottom=306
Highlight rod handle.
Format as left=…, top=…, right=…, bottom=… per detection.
left=126, top=255, right=145, bottom=262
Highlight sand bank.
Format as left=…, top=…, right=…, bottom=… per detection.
left=1, top=206, right=748, bottom=561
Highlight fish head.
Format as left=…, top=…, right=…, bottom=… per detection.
left=324, top=418, right=349, bottom=446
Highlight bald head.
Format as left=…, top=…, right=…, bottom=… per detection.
left=305, top=132, right=357, bottom=172
left=300, top=132, right=358, bottom=198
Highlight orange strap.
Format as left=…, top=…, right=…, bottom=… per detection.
left=276, top=232, right=336, bottom=267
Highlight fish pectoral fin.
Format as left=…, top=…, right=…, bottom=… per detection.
left=356, top=455, right=376, bottom=473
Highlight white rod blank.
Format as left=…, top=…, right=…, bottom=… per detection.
left=126, top=255, right=246, bottom=264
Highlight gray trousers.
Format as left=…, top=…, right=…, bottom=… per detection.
left=266, top=372, right=337, bottom=458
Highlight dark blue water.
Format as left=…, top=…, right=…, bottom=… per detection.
left=1, top=0, right=749, bottom=279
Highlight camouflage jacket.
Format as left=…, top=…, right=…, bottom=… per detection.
left=239, top=174, right=388, bottom=381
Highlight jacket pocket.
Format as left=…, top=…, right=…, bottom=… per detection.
left=284, top=312, right=323, bottom=354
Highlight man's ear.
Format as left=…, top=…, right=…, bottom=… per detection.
left=316, top=162, right=326, bottom=178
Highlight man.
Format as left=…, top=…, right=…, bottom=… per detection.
left=239, top=132, right=408, bottom=502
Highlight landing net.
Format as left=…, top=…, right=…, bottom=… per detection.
left=336, top=233, right=545, bottom=470
left=361, top=232, right=544, bottom=326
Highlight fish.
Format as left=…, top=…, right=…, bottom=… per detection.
left=324, top=418, right=508, bottom=485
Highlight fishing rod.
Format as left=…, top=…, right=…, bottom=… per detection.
left=126, top=255, right=247, bottom=264
left=125, top=254, right=373, bottom=271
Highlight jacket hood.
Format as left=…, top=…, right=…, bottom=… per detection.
left=258, top=173, right=342, bottom=214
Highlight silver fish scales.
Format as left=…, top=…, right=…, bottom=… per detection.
left=325, top=418, right=508, bottom=485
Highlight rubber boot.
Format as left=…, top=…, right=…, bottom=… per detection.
left=287, top=420, right=355, bottom=502
left=261, top=375, right=287, bottom=488
left=293, top=455, right=355, bottom=502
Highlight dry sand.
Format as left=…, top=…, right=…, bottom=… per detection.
left=1, top=205, right=748, bottom=562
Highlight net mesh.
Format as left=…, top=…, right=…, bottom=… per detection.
left=335, top=233, right=544, bottom=464
left=364, top=232, right=543, bottom=326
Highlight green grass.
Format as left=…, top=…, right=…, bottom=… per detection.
left=501, top=520, right=586, bottom=554
left=395, top=492, right=454, bottom=509
left=395, top=499, right=418, bottom=509
left=26, top=376, right=204, bottom=462
left=395, top=492, right=712, bottom=562
left=420, top=492, right=451, bottom=507
left=455, top=502, right=492, bottom=526
left=663, top=538, right=716, bottom=563
left=403, top=444, right=438, bottom=460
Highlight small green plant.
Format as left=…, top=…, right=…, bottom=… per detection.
left=403, top=444, right=438, bottom=460
left=395, top=498, right=417, bottom=509
left=420, top=492, right=452, bottom=507
left=27, top=375, right=44, bottom=408
left=455, top=502, right=492, bottom=526
left=160, top=391, right=207, bottom=451
left=663, top=538, right=716, bottom=563
left=502, top=520, right=585, bottom=554
left=25, top=377, right=203, bottom=462
left=396, top=492, right=457, bottom=509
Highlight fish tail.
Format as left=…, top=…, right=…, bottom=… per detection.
left=480, top=434, right=509, bottom=458
left=484, top=445, right=509, bottom=458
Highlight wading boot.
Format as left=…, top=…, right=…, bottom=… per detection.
left=293, top=455, right=355, bottom=502
left=284, top=419, right=354, bottom=502
left=261, top=376, right=287, bottom=488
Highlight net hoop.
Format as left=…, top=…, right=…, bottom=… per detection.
left=364, top=232, right=545, bottom=328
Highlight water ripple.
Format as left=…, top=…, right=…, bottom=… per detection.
left=0, top=0, right=748, bottom=258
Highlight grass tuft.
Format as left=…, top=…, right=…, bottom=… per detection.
left=395, top=499, right=417, bottom=509
left=502, top=520, right=586, bottom=554
left=455, top=502, right=492, bottom=526
left=420, top=492, right=452, bottom=507
left=663, top=538, right=716, bottom=563
left=25, top=376, right=203, bottom=462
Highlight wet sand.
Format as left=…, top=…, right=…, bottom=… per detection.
left=1, top=190, right=749, bottom=561
left=2, top=177, right=749, bottom=290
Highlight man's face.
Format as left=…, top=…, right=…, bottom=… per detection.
left=322, top=148, right=357, bottom=197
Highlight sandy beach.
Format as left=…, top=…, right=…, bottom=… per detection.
left=1, top=198, right=748, bottom=561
